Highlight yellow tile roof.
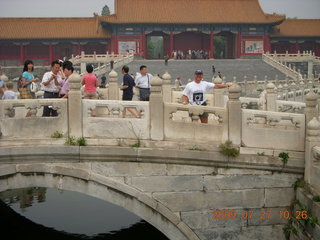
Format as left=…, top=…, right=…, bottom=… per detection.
left=103, top=0, right=285, bottom=24
left=0, top=17, right=111, bottom=40
left=271, top=19, right=320, bottom=37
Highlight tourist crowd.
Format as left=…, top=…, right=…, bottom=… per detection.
left=172, top=49, right=209, bottom=60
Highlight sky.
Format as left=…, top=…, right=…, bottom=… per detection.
left=0, top=0, right=320, bottom=19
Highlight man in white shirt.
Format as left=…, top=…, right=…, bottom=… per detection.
left=41, top=60, right=62, bottom=117
left=135, top=65, right=153, bottom=101
left=182, top=69, right=230, bottom=123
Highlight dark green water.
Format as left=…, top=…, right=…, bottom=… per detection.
left=0, top=187, right=169, bottom=240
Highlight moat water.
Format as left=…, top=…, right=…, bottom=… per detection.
left=0, top=187, right=168, bottom=240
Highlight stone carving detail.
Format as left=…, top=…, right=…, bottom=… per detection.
left=247, top=113, right=301, bottom=130
left=168, top=106, right=223, bottom=125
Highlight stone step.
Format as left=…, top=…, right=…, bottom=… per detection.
left=118, top=59, right=287, bottom=85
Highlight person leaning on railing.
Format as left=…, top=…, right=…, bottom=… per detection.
left=182, top=69, right=231, bottom=124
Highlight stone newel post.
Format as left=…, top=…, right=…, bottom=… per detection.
left=162, top=72, right=172, bottom=103
left=150, top=75, right=164, bottom=141
left=80, top=51, right=86, bottom=74
left=108, top=69, right=119, bottom=100
left=68, top=72, right=83, bottom=137
left=266, top=82, right=277, bottom=112
left=305, top=117, right=320, bottom=184
left=213, top=76, right=224, bottom=107
left=228, top=83, right=241, bottom=145
left=0, top=74, right=9, bottom=84
left=305, top=91, right=318, bottom=125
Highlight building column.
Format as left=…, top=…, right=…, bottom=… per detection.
left=20, top=43, right=25, bottom=65
left=210, top=31, right=214, bottom=59
left=141, top=32, right=146, bottom=58
left=111, top=35, right=118, bottom=54
left=77, top=43, right=81, bottom=56
left=169, top=32, right=174, bottom=58
left=49, top=44, right=53, bottom=63
left=236, top=32, right=241, bottom=59
left=264, top=35, right=271, bottom=53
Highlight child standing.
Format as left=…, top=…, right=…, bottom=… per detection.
left=2, top=81, right=17, bottom=117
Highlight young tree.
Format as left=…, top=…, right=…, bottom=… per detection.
left=101, top=5, right=111, bottom=16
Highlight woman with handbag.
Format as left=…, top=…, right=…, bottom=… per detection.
left=20, top=59, right=39, bottom=117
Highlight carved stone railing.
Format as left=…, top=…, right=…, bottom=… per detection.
left=265, top=51, right=315, bottom=62
left=82, top=100, right=149, bottom=139
left=78, top=53, right=134, bottom=77
left=164, top=103, right=228, bottom=142
left=242, top=109, right=305, bottom=151
left=262, top=53, right=303, bottom=80
left=0, top=99, right=68, bottom=138
left=276, top=100, right=306, bottom=113
left=70, top=52, right=134, bottom=65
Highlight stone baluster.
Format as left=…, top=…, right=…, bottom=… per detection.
left=264, top=75, right=268, bottom=89
left=68, top=72, right=83, bottom=137
left=0, top=74, right=9, bottom=84
left=108, top=70, right=119, bottom=100
left=307, top=78, right=313, bottom=90
left=266, top=82, right=277, bottom=112
left=213, top=76, right=224, bottom=107
left=291, top=81, right=297, bottom=101
left=228, top=82, right=241, bottom=145
left=243, top=75, right=248, bottom=93
left=283, top=83, right=289, bottom=101
left=277, top=84, right=283, bottom=100
left=174, top=78, right=180, bottom=89
left=162, top=72, right=172, bottom=103
left=275, top=74, right=279, bottom=87
left=305, top=91, right=318, bottom=125
left=300, top=80, right=305, bottom=102
left=253, top=75, right=258, bottom=92
left=150, top=75, right=164, bottom=141
left=80, top=51, right=86, bottom=74
left=305, top=117, right=320, bottom=184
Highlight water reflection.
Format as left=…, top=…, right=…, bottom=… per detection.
left=0, top=187, right=169, bottom=240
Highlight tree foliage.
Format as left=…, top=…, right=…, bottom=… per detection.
left=101, top=5, right=111, bottom=16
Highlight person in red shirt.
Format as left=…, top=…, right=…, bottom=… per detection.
left=82, top=64, right=98, bottom=99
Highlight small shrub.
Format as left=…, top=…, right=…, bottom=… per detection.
left=51, top=131, right=63, bottom=138
left=257, top=152, right=265, bottom=156
left=310, top=217, right=319, bottom=228
left=65, top=136, right=77, bottom=146
left=219, top=141, right=239, bottom=157
left=77, top=137, right=87, bottom=146
left=292, top=178, right=306, bottom=190
left=130, top=139, right=141, bottom=148
left=279, top=152, right=289, bottom=165
left=313, top=195, right=320, bottom=202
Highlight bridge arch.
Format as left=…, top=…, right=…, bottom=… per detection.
left=0, top=163, right=200, bottom=240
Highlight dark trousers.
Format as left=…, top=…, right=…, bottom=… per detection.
left=43, top=91, right=59, bottom=117
left=139, top=88, right=150, bottom=101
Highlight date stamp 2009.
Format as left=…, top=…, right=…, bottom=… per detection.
left=211, top=210, right=308, bottom=220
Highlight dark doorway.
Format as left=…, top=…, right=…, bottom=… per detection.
left=147, top=36, right=164, bottom=59
left=214, top=31, right=236, bottom=59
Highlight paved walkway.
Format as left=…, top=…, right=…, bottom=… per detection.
left=115, top=59, right=286, bottom=85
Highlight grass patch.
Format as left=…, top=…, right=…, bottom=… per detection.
left=51, top=131, right=63, bottom=138
left=219, top=141, right=239, bottom=157
left=65, top=136, right=87, bottom=146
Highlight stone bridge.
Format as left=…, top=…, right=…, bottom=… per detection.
left=0, top=146, right=304, bottom=240
left=0, top=69, right=319, bottom=239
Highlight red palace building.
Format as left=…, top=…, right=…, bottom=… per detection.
left=0, top=0, right=319, bottom=65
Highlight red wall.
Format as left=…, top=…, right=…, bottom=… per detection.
left=174, top=32, right=209, bottom=52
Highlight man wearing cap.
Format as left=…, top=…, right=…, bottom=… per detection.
left=182, top=70, right=230, bottom=123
